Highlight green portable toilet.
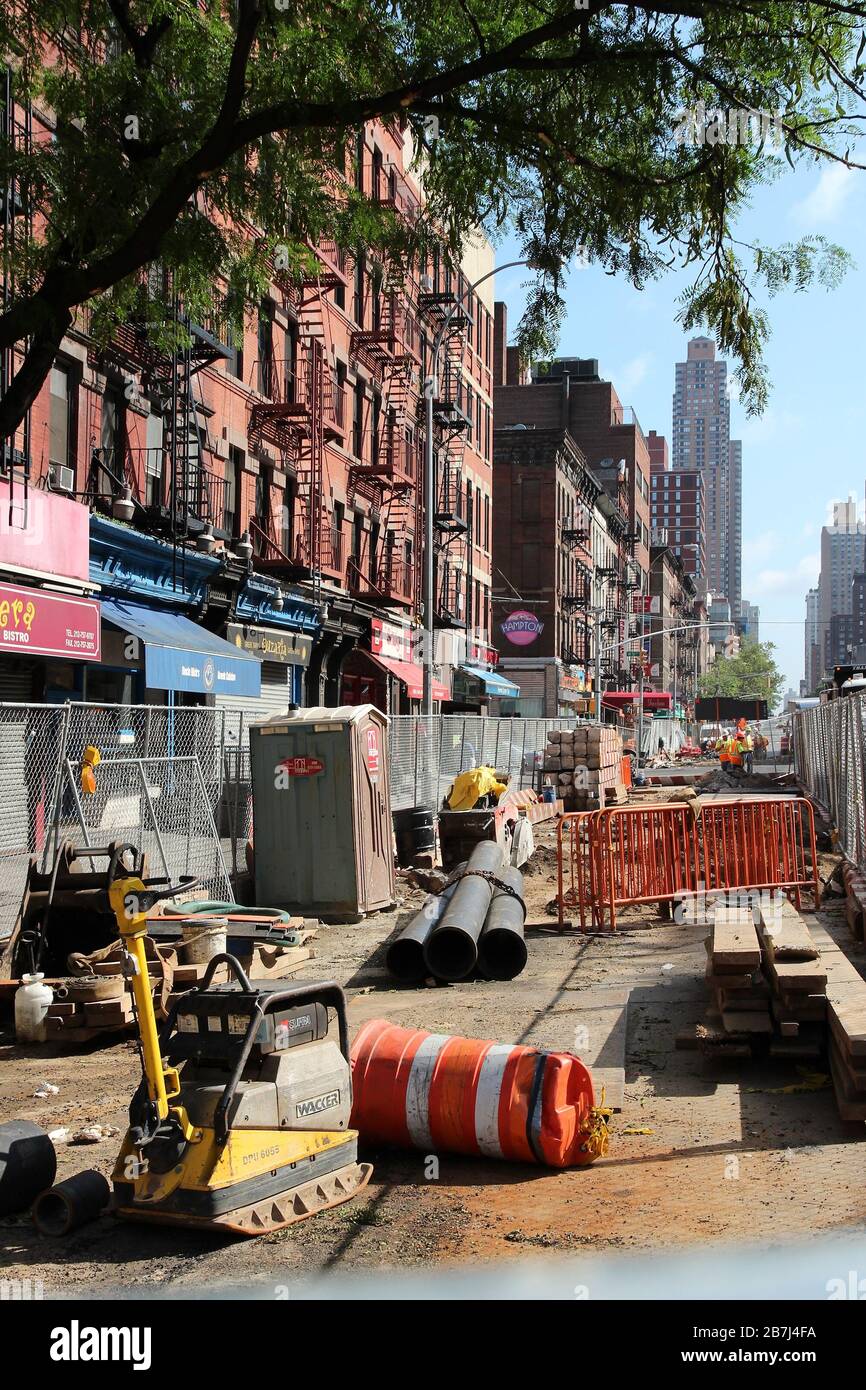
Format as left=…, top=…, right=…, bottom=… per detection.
left=250, top=704, right=396, bottom=919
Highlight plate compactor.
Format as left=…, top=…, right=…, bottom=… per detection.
left=106, top=869, right=371, bottom=1236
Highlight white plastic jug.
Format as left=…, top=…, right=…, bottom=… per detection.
left=15, top=973, right=53, bottom=1043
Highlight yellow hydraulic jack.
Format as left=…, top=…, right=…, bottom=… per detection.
left=107, top=867, right=371, bottom=1236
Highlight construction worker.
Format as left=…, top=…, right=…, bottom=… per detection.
left=726, top=728, right=744, bottom=776
left=737, top=717, right=754, bottom=775
left=716, top=731, right=730, bottom=773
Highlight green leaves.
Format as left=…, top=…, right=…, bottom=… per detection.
left=698, top=639, right=786, bottom=712
left=2, top=0, right=866, bottom=428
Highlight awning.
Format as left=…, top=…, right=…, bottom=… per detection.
left=369, top=652, right=450, bottom=702
left=102, top=597, right=261, bottom=697
left=460, top=664, right=521, bottom=698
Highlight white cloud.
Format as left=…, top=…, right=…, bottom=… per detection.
left=613, top=353, right=653, bottom=398
left=754, top=553, right=820, bottom=596
left=739, top=406, right=802, bottom=445
left=743, top=530, right=780, bottom=565
left=792, top=164, right=856, bottom=227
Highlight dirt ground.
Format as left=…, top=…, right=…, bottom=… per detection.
left=2, top=820, right=865, bottom=1297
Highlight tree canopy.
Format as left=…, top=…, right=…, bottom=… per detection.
left=698, top=639, right=786, bottom=711
left=2, top=0, right=866, bottom=440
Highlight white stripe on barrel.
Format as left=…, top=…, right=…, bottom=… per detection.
left=474, top=1044, right=515, bottom=1158
left=405, top=1033, right=450, bottom=1149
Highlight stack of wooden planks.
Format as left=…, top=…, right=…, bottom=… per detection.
left=810, top=920, right=866, bottom=1121
left=702, top=905, right=770, bottom=1057
left=696, top=899, right=826, bottom=1061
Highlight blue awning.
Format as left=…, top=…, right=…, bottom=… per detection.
left=460, top=664, right=520, bottom=698
left=102, top=597, right=261, bottom=697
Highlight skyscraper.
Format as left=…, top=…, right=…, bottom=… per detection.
left=805, top=587, right=821, bottom=692
left=818, top=498, right=866, bottom=673
left=672, top=337, right=740, bottom=613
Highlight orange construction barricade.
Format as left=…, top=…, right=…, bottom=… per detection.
left=350, top=1018, right=608, bottom=1167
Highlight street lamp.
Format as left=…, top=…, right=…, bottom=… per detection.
left=422, top=258, right=539, bottom=717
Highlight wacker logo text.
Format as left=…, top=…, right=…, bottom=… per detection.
left=296, top=1089, right=340, bottom=1117
left=50, top=1320, right=152, bottom=1371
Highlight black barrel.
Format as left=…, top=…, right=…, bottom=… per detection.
left=386, top=879, right=461, bottom=983
left=33, top=1169, right=110, bottom=1236
left=393, top=808, right=437, bottom=867
left=424, top=840, right=505, bottom=982
left=478, top=865, right=528, bottom=981
left=0, top=1121, right=57, bottom=1217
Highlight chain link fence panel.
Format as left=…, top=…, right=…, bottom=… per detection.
left=0, top=700, right=602, bottom=940
left=795, top=693, right=866, bottom=870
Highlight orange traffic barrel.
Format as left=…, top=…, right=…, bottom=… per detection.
left=350, top=1018, right=607, bottom=1167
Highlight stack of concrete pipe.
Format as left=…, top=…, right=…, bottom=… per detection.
left=387, top=840, right=527, bottom=985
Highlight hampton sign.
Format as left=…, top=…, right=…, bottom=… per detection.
left=500, top=610, right=544, bottom=646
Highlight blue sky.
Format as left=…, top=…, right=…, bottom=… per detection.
left=494, top=156, right=866, bottom=696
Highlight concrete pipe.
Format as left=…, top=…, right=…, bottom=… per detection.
left=478, top=866, right=527, bottom=981
left=386, top=881, right=459, bottom=984
left=424, top=840, right=506, bottom=982
left=0, top=1121, right=57, bottom=1217
left=32, top=1169, right=110, bottom=1237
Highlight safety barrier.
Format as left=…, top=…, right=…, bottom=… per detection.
left=350, top=1018, right=608, bottom=1166
left=700, top=797, right=819, bottom=910
left=557, top=797, right=819, bottom=931
left=557, top=805, right=699, bottom=932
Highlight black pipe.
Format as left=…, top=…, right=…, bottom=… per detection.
left=387, top=881, right=460, bottom=983
left=0, top=1121, right=56, bottom=1217
left=33, top=1170, right=110, bottom=1236
left=424, top=841, right=506, bottom=982
left=478, top=865, right=528, bottom=981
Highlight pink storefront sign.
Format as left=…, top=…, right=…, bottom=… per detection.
left=0, top=478, right=91, bottom=584
left=0, top=581, right=101, bottom=661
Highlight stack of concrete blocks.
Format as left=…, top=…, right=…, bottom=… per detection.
left=542, top=726, right=626, bottom=811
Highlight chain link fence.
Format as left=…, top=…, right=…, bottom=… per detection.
left=0, top=701, right=588, bottom=941
left=795, top=693, right=866, bottom=870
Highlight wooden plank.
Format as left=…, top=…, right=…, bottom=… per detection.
left=766, top=957, right=827, bottom=994
left=721, top=1009, right=772, bottom=1035
left=711, top=913, right=761, bottom=969
left=829, top=1046, right=866, bottom=1122
left=758, top=903, right=819, bottom=961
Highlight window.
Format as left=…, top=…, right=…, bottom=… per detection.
left=225, top=330, right=244, bottom=381
left=257, top=308, right=273, bottom=396
left=49, top=363, right=74, bottom=474
left=145, top=410, right=165, bottom=508
left=353, top=381, right=365, bottom=460
left=225, top=445, right=243, bottom=538
left=100, top=385, right=126, bottom=487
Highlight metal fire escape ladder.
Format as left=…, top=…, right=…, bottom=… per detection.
left=1, top=67, right=33, bottom=529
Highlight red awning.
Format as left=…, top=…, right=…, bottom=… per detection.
left=602, top=690, right=673, bottom=710
left=369, top=652, right=450, bottom=702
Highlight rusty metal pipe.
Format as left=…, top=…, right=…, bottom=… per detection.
left=386, top=880, right=460, bottom=983
left=478, top=866, right=527, bottom=981
left=424, top=841, right=506, bottom=982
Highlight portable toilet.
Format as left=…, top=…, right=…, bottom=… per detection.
left=249, top=704, right=395, bottom=918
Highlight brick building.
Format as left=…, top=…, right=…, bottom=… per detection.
left=650, top=463, right=706, bottom=590
left=491, top=426, right=601, bottom=715
left=1, top=67, right=496, bottom=716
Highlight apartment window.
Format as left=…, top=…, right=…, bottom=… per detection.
left=225, top=445, right=244, bottom=538
left=100, top=384, right=126, bottom=485
left=484, top=493, right=490, bottom=551
left=257, top=308, right=273, bottom=396
left=352, top=510, right=363, bottom=562
left=353, top=381, right=365, bottom=460
left=145, top=410, right=165, bottom=508
left=353, top=251, right=366, bottom=326
left=355, top=129, right=366, bottom=194
left=49, top=363, right=75, bottom=476
left=225, top=330, right=244, bottom=381
left=369, top=519, right=380, bottom=582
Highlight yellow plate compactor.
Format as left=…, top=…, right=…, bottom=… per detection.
left=107, top=867, right=371, bottom=1236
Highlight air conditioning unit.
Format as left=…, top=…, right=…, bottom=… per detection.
left=48, top=462, right=75, bottom=493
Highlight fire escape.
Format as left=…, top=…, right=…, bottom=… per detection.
left=598, top=468, right=634, bottom=686
left=346, top=279, right=421, bottom=611
left=84, top=267, right=233, bottom=560
left=247, top=240, right=349, bottom=597
left=419, top=285, right=472, bottom=627
left=561, top=507, right=593, bottom=667
left=1, top=67, right=33, bottom=521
